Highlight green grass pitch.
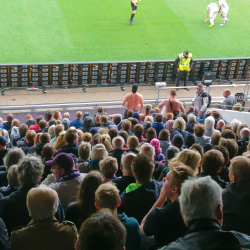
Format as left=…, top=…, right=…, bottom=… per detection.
left=0, top=0, right=250, bottom=64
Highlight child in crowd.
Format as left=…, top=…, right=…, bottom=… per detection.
left=150, top=138, right=165, bottom=162
left=99, top=156, right=118, bottom=183
left=159, top=129, right=172, bottom=156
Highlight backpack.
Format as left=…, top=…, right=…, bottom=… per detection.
left=201, top=91, right=212, bottom=108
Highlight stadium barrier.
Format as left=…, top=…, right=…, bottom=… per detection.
left=0, top=57, right=250, bottom=88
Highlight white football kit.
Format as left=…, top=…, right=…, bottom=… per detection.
left=207, top=3, right=219, bottom=19
left=219, top=0, right=229, bottom=16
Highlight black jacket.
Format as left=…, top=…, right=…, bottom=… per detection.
left=108, top=149, right=125, bottom=177
left=0, top=171, right=8, bottom=188
left=197, top=172, right=228, bottom=189
left=57, top=144, right=79, bottom=157
left=222, top=178, right=250, bottom=235
left=161, top=219, right=250, bottom=250
left=27, top=143, right=47, bottom=158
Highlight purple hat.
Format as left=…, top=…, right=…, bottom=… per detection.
left=45, top=152, right=74, bottom=170
left=0, top=136, right=7, bottom=146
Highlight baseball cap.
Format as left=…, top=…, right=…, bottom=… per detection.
left=0, top=136, right=7, bottom=146
left=45, top=152, right=74, bottom=170
left=132, top=84, right=138, bottom=92
left=173, top=134, right=184, bottom=147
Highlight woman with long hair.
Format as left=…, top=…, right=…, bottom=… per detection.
left=53, top=131, right=67, bottom=150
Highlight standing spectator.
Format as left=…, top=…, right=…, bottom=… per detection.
left=122, top=84, right=144, bottom=118
left=158, top=90, right=185, bottom=119
left=140, top=104, right=152, bottom=122
left=3, top=113, right=14, bottom=131
left=70, top=111, right=83, bottom=129
left=194, top=124, right=211, bottom=147
left=10, top=186, right=77, bottom=250
left=152, top=114, right=165, bottom=137
left=216, top=89, right=235, bottom=110
left=175, top=51, right=193, bottom=90
left=192, top=83, right=209, bottom=117
left=25, top=114, right=36, bottom=128
left=159, top=129, right=172, bottom=155
left=29, top=115, right=44, bottom=131
left=28, top=133, right=50, bottom=158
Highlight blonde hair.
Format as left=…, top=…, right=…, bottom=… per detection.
left=99, top=157, right=118, bottom=179
left=173, top=117, right=186, bottom=132
left=144, top=116, right=154, bottom=123
left=11, top=119, right=21, bottom=128
left=53, top=131, right=67, bottom=150
left=82, top=132, right=92, bottom=142
left=63, top=112, right=70, bottom=118
left=77, top=129, right=84, bottom=143
left=99, top=134, right=112, bottom=152
left=48, top=125, right=56, bottom=138
left=76, top=111, right=83, bottom=119
left=127, top=136, right=140, bottom=150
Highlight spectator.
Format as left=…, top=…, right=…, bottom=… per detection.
left=197, top=149, right=227, bottom=188
left=172, top=134, right=184, bottom=151
left=133, top=111, right=143, bottom=124
left=164, top=119, right=174, bottom=131
left=158, top=89, right=185, bottom=119
left=221, top=129, right=237, bottom=140
left=50, top=124, right=64, bottom=146
left=233, top=103, right=242, bottom=111
left=99, top=157, right=118, bottom=183
left=62, top=112, right=70, bottom=130
left=95, top=183, right=141, bottom=250
left=28, top=133, right=50, bottom=158
left=76, top=210, right=126, bottom=250
left=150, top=138, right=165, bottom=162
left=29, top=115, right=44, bottom=131
left=230, top=119, right=242, bottom=133
left=70, top=111, right=83, bottom=129
left=47, top=152, right=86, bottom=211
left=45, top=110, right=53, bottom=122
left=236, top=123, right=248, bottom=139
left=10, top=119, right=21, bottom=140
left=145, top=127, right=156, bottom=143
left=204, top=116, right=218, bottom=137
left=91, top=133, right=101, bottom=146
left=81, top=113, right=95, bottom=133
left=180, top=113, right=187, bottom=123
left=140, top=162, right=195, bottom=248
left=223, top=156, right=250, bottom=234
left=133, top=123, right=146, bottom=143
left=211, top=131, right=221, bottom=146
left=185, top=114, right=197, bottom=134
left=118, top=130, right=129, bottom=148
left=38, top=119, right=47, bottom=133
left=95, top=106, right=111, bottom=120
left=91, top=115, right=117, bottom=135
left=216, top=119, right=225, bottom=132
left=9, top=186, right=77, bottom=250
left=108, top=127, right=118, bottom=142
left=65, top=171, right=102, bottom=231
left=143, top=121, right=152, bottom=137
left=186, top=106, right=195, bottom=116
left=140, top=104, right=152, bottom=122
left=53, top=131, right=66, bottom=151
left=25, top=114, right=36, bottom=128
left=0, top=165, right=20, bottom=197
left=110, top=152, right=136, bottom=194
left=190, top=143, right=204, bottom=157
left=121, top=119, right=133, bottom=135
left=216, top=89, right=235, bottom=110
left=3, top=113, right=14, bottom=131
left=57, top=128, right=79, bottom=157
left=222, top=124, right=234, bottom=131
left=22, top=130, right=36, bottom=155
left=48, top=125, right=56, bottom=140
left=194, top=123, right=211, bottom=147
left=98, top=134, right=112, bottom=152
left=152, top=113, right=165, bottom=137
left=41, top=144, right=55, bottom=181
left=0, top=136, right=8, bottom=166
left=163, top=112, right=174, bottom=124
left=113, top=115, right=122, bottom=126
left=77, top=142, right=91, bottom=173
left=237, top=127, right=250, bottom=155
left=46, top=119, right=57, bottom=133
left=170, top=117, right=188, bottom=141
left=97, top=127, right=109, bottom=135
left=76, top=129, right=84, bottom=145
left=219, top=138, right=238, bottom=160
left=81, top=132, right=91, bottom=143
left=53, top=111, right=62, bottom=120
left=163, top=176, right=250, bottom=250
left=118, top=154, right=163, bottom=224
left=14, top=124, right=29, bottom=148
left=127, top=135, right=140, bottom=154
left=183, top=133, right=196, bottom=149
left=159, top=129, right=172, bottom=155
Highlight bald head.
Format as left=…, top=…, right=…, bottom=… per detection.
left=229, top=156, right=250, bottom=181
left=112, top=136, right=125, bottom=150
left=121, top=152, right=136, bottom=172
left=240, top=128, right=250, bottom=139
left=139, top=143, right=155, bottom=160
left=216, top=120, right=225, bottom=129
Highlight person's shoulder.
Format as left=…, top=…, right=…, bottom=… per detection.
left=57, top=220, right=78, bottom=232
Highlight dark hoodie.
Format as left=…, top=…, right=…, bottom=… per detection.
left=81, top=115, right=95, bottom=133
left=222, top=178, right=250, bottom=234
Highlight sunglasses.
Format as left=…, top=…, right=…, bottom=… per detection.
left=197, top=88, right=202, bottom=90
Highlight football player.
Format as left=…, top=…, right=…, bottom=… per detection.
left=218, top=0, right=229, bottom=26
left=205, top=2, right=219, bottom=28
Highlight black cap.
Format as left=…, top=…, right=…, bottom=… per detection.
left=132, top=84, right=138, bottom=93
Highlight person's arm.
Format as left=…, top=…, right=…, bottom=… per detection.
left=179, top=103, right=185, bottom=113
left=189, top=58, right=194, bottom=70
left=158, top=100, right=166, bottom=109
left=200, top=97, right=209, bottom=112
left=121, top=95, right=127, bottom=106
left=174, top=56, right=180, bottom=71
left=130, top=0, right=137, bottom=6
left=218, top=99, right=227, bottom=110
left=139, top=96, right=144, bottom=114
left=192, top=93, right=198, bottom=105
left=205, top=9, right=209, bottom=21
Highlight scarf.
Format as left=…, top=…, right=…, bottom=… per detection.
left=56, top=169, right=81, bottom=183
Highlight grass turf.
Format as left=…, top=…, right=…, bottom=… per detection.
left=0, top=0, right=249, bottom=64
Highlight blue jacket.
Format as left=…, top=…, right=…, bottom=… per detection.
left=69, top=119, right=83, bottom=129
left=152, top=122, right=165, bottom=137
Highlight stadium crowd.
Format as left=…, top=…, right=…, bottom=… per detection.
left=0, top=83, right=250, bottom=250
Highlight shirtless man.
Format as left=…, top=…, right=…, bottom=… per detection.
left=158, top=89, right=185, bottom=119
left=122, top=84, right=144, bottom=119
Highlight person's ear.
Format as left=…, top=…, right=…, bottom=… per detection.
left=94, top=202, right=100, bottom=210
left=120, top=163, right=123, bottom=171
left=199, top=160, right=202, bottom=167
left=75, top=240, right=79, bottom=250
left=53, top=151, right=56, bottom=155
left=117, top=198, right=122, bottom=208
left=217, top=204, right=223, bottom=226
left=227, top=158, right=230, bottom=165
left=172, top=185, right=178, bottom=194
left=74, top=165, right=77, bottom=169
left=41, top=151, right=43, bottom=156
left=154, top=135, right=156, bottom=138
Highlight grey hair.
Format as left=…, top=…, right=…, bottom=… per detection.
left=240, top=128, right=250, bottom=139
left=165, top=146, right=180, bottom=161
left=121, top=152, right=137, bottom=172
left=48, top=125, right=56, bottom=137
left=204, top=116, right=215, bottom=130
left=27, top=185, right=58, bottom=221
left=4, top=147, right=25, bottom=170
left=187, top=114, right=196, bottom=124
left=90, top=143, right=108, bottom=160
left=112, top=136, right=125, bottom=150
left=18, top=155, right=44, bottom=185
left=230, top=119, right=242, bottom=132
left=179, top=176, right=222, bottom=227
left=139, top=143, right=155, bottom=160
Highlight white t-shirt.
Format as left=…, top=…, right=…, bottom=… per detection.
left=207, top=3, right=219, bottom=12
left=218, top=0, right=229, bottom=9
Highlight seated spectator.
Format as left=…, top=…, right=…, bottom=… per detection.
left=38, top=119, right=47, bottom=133
left=230, top=119, right=242, bottom=133
left=41, top=144, right=55, bottom=181
left=13, top=123, right=28, bottom=148
left=76, top=210, right=126, bottom=250
left=65, top=171, right=102, bottom=231
left=164, top=119, right=174, bottom=131
left=145, top=115, right=154, bottom=123
left=95, top=106, right=111, bottom=120
left=237, top=127, right=250, bottom=156
left=91, top=133, right=101, bottom=146
left=53, top=131, right=67, bottom=151
left=110, top=152, right=136, bottom=194
left=180, top=113, right=187, bottom=123
left=108, top=136, right=125, bottom=176
left=145, top=127, right=156, bottom=143
left=99, top=133, right=112, bottom=152
left=197, top=149, right=227, bottom=188
left=81, top=113, right=95, bottom=133
left=127, top=135, right=140, bottom=154
left=140, top=104, right=152, bottom=122
left=163, top=176, right=250, bottom=250
left=10, top=185, right=77, bottom=250
left=223, top=156, right=250, bottom=234
left=133, top=123, right=146, bottom=143
left=143, top=121, right=152, bottom=137
left=216, top=89, right=235, bottom=110
left=150, top=138, right=165, bottom=162
left=121, top=119, right=133, bottom=136
left=10, top=119, right=21, bottom=140
left=165, top=146, right=180, bottom=166
left=76, top=129, right=84, bottom=145
left=77, top=142, right=91, bottom=173
left=221, top=129, right=237, bottom=140
left=186, top=106, right=195, bottom=116
left=25, top=114, right=36, bottom=128
left=140, top=162, right=195, bottom=248
left=211, top=131, right=221, bottom=146
left=159, top=129, right=172, bottom=155
left=194, top=124, right=211, bottom=147
left=185, top=114, right=196, bottom=134
left=57, top=128, right=79, bottom=157
left=69, top=111, right=83, bottom=129
left=62, top=112, right=70, bottom=130
left=81, top=132, right=92, bottom=143
left=233, top=103, right=242, bottom=111
left=108, top=127, right=118, bottom=142
left=0, top=165, right=20, bottom=197
left=152, top=114, right=165, bottom=137
left=170, top=117, right=188, bottom=140
left=95, top=183, right=141, bottom=250
left=3, top=113, right=14, bottom=131
left=94, top=114, right=101, bottom=127
left=22, top=130, right=36, bottom=155
left=219, top=138, right=238, bottom=160
left=236, top=123, right=248, bottom=139
left=99, top=157, right=118, bottom=183
left=212, top=110, right=227, bottom=127
left=47, top=153, right=86, bottom=211
left=128, top=117, right=139, bottom=133
left=44, top=119, right=57, bottom=133
left=28, top=133, right=50, bottom=158
left=172, top=134, right=184, bottom=151
left=133, top=111, right=143, bottom=124
left=53, top=111, right=62, bottom=120
left=118, top=130, right=129, bottom=149
left=183, top=133, right=196, bottom=149
left=204, top=116, right=218, bottom=137
left=190, top=143, right=204, bottom=157
left=48, top=124, right=56, bottom=140
left=45, top=110, right=53, bottom=122
left=0, top=148, right=25, bottom=188
left=50, top=124, right=64, bottom=146
left=91, top=115, right=117, bottom=136
left=118, top=154, right=163, bottom=224
left=216, top=119, right=225, bottom=132
left=0, top=136, right=8, bottom=166
left=28, top=115, right=43, bottom=131
left=97, top=127, right=109, bottom=135
left=222, top=124, right=234, bottom=131
left=0, top=155, right=64, bottom=235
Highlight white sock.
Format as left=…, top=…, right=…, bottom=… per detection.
left=223, top=17, right=226, bottom=23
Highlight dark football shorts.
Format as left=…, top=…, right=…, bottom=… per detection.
left=131, top=2, right=137, bottom=10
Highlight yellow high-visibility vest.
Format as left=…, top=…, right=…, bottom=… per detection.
left=178, top=53, right=192, bottom=71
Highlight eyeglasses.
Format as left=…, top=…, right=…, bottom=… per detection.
left=197, top=88, right=202, bottom=90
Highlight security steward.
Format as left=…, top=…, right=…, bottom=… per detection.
left=174, top=51, right=193, bottom=91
